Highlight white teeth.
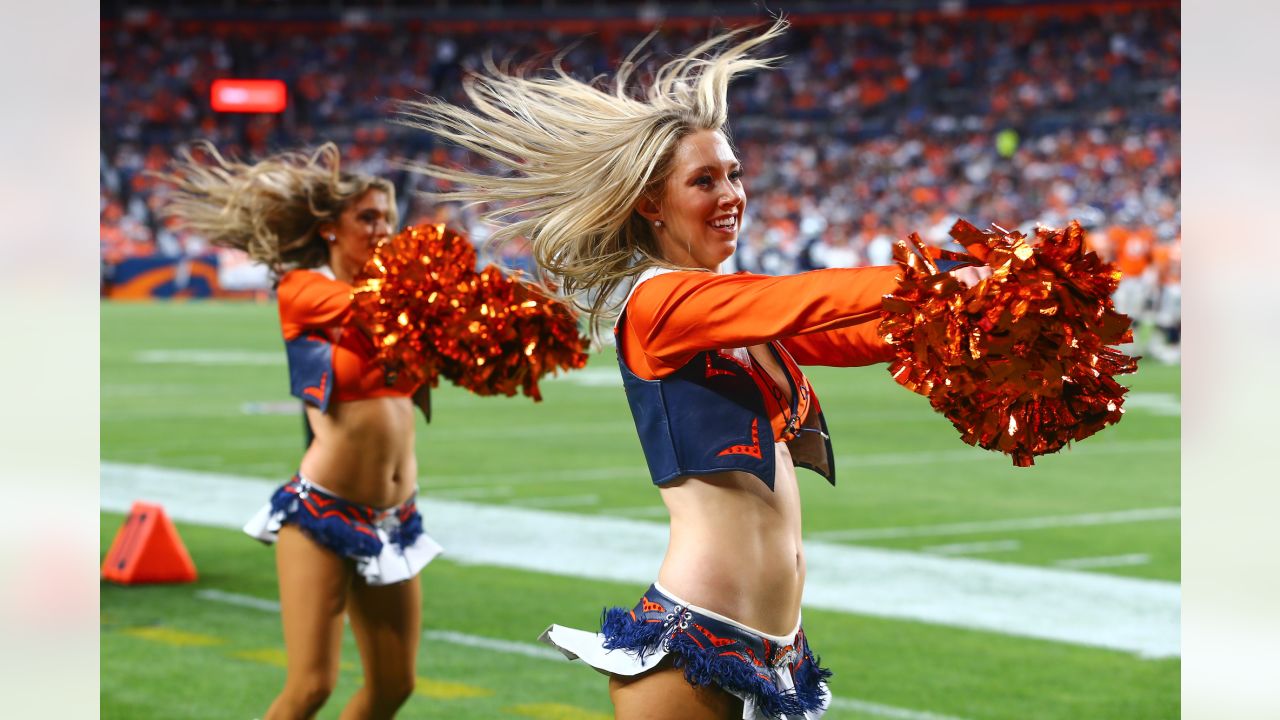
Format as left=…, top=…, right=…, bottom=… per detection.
left=711, top=217, right=736, bottom=229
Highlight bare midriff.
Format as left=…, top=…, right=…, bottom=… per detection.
left=298, top=395, right=418, bottom=510
left=656, top=441, right=806, bottom=637
left=653, top=342, right=808, bottom=636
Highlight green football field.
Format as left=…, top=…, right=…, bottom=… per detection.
left=101, top=301, right=1180, bottom=720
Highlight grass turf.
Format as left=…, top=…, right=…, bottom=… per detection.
left=101, top=300, right=1179, bottom=718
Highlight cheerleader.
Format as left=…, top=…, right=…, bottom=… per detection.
left=165, top=143, right=439, bottom=719
left=397, top=20, right=988, bottom=720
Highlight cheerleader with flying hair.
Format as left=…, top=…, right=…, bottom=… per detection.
left=397, top=19, right=988, bottom=720
left=164, top=143, right=439, bottom=720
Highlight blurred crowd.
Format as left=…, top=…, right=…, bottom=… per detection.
left=100, top=2, right=1180, bottom=358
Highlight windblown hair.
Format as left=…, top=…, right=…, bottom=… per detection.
left=396, top=19, right=786, bottom=324
left=160, top=142, right=397, bottom=276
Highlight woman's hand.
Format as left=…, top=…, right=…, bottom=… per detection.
left=950, top=264, right=992, bottom=288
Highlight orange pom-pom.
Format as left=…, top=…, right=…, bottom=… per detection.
left=351, top=223, right=589, bottom=401
left=878, top=219, right=1138, bottom=466
left=438, top=267, right=590, bottom=401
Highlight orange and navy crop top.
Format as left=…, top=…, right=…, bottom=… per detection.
left=615, top=266, right=900, bottom=488
left=277, top=268, right=421, bottom=411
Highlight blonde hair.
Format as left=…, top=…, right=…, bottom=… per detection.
left=396, top=19, right=786, bottom=324
left=160, top=142, right=397, bottom=276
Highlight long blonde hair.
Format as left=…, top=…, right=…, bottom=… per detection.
left=396, top=19, right=786, bottom=324
left=160, top=142, right=397, bottom=276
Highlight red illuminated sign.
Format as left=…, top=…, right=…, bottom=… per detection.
left=210, top=79, right=288, bottom=113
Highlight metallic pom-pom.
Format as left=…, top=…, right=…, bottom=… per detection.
left=878, top=219, right=1138, bottom=466
left=351, top=224, right=589, bottom=401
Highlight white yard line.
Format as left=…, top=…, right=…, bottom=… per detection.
left=422, top=629, right=566, bottom=661
left=196, top=588, right=972, bottom=720
left=608, top=506, right=670, bottom=519
left=828, top=697, right=971, bottom=720
left=425, top=438, right=1177, bottom=491
left=134, top=350, right=284, bottom=365
left=430, top=486, right=515, bottom=500
left=427, top=466, right=644, bottom=491
left=922, top=540, right=1021, bottom=556
left=1055, top=554, right=1152, bottom=570
left=103, top=462, right=1180, bottom=659
left=837, top=439, right=1178, bottom=469
left=812, top=507, right=1181, bottom=542
left=1122, top=393, right=1181, bottom=416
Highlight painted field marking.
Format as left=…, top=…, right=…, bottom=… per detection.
left=414, top=677, right=494, bottom=700
left=423, top=438, right=1177, bottom=492
left=812, top=507, right=1180, bottom=542
left=923, top=540, right=1021, bottom=556
left=230, top=648, right=289, bottom=668
left=423, top=630, right=566, bottom=661
left=608, top=505, right=669, bottom=519
left=428, top=421, right=637, bottom=441
left=105, top=462, right=1180, bottom=658
left=198, top=589, right=970, bottom=720
left=505, top=702, right=611, bottom=720
left=427, top=466, right=643, bottom=491
left=828, top=697, right=971, bottom=720
left=1123, top=393, right=1181, bottom=416
left=431, top=485, right=516, bottom=500
left=120, top=626, right=224, bottom=647
left=135, top=349, right=284, bottom=365
left=837, top=438, right=1178, bottom=469
left=512, top=494, right=601, bottom=509
left=197, top=588, right=283, bottom=612
left=1055, top=554, right=1152, bottom=570
left=241, top=401, right=303, bottom=416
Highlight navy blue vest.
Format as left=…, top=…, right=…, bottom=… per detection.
left=285, top=331, right=335, bottom=411
left=616, top=315, right=835, bottom=491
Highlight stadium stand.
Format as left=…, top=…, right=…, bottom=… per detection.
left=100, top=0, right=1179, bottom=353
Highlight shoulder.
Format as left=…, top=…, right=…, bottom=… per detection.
left=621, top=268, right=700, bottom=322
left=276, top=268, right=353, bottom=330
left=278, top=268, right=344, bottom=301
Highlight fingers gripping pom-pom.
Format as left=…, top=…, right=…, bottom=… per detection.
left=351, top=224, right=589, bottom=401
left=878, top=219, right=1138, bottom=466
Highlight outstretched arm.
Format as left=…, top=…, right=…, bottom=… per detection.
left=624, top=267, right=900, bottom=377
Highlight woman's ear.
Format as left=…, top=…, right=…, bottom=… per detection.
left=634, top=194, right=662, bottom=224
left=316, top=220, right=336, bottom=241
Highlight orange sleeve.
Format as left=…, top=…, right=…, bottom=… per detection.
left=778, top=322, right=897, bottom=367
left=276, top=269, right=353, bottom=339
left=623, top=267, right=900, bottom=378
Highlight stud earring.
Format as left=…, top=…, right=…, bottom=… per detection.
left=654, top=220, right=664, bottom=228
left=326, top=234, right=337, bottom=244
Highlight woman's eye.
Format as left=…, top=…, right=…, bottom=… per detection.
left=729, top=170, right=743, bottom=181
left=695, top=176, right=712, bottom=187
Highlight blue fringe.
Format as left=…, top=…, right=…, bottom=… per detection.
left=601, top=607, right=668, bottom=661
left=389, top=510, right=423, bottom=550
left=792, top=646, right=834, bottom=712
left=269, top=486, right=384, bottom=558
left=599, top=606, right=831, bottom=718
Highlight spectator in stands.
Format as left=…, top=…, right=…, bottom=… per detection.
left=101, top=4, right=1180, bottom=349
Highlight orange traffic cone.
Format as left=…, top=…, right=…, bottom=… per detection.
left=101, top=501, right=198, bottom=584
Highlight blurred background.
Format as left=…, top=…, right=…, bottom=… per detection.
left=100, top=0, right=1180, bottom=359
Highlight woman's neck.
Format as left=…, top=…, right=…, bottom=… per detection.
left=329, top=255, right=358, bottom=284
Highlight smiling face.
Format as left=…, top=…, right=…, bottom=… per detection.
left=321, top=187, right=393, bottom=279
left=639, top=129, right=745, bottom=272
